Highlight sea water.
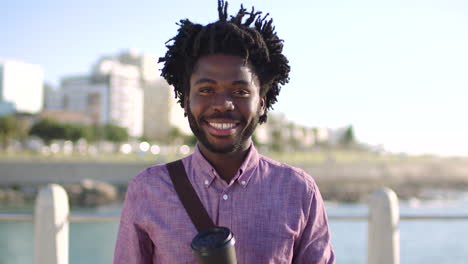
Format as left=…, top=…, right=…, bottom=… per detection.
left=1, top=198, right=468, bottom=264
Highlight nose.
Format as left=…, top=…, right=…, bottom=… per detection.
left=212, top=93, right=234, bottom=112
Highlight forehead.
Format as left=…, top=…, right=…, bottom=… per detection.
left=190, top=54, right=258, bottom=82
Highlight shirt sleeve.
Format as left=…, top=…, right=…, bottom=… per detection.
left=113, top=177, right=155, bottom=264
left=293, top=183, right=335, bottom=264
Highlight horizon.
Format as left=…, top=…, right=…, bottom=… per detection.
left=2, top=0, right=468, bottom=156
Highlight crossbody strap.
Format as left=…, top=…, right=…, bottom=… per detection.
left=166, top=159, right=215, bottom=232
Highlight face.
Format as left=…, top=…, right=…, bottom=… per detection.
left=186, top=54, right=265, bottom=155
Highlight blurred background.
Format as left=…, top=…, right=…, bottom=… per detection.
left=1, top=0, right=468, bottom=263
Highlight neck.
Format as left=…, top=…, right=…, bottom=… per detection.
left=198, top=143, right=251, bottom=183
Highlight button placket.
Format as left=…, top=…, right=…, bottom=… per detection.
left=218, top=190, right=232, bottom=228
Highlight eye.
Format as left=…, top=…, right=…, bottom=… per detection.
left=199, top=87, right=213, bottom=95
left=233, top=89, right=250, bottom=97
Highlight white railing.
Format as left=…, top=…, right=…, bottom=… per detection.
left=1, top=185, right=468, bottom=264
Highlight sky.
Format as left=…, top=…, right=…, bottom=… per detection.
left=2, top=0, right=468, bottom=156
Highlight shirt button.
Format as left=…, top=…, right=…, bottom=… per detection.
left=223, top=194, right=228, bottom=200
left=241, top=180, right=246, bottom=185
left=204, top=180, right=209, bottom=185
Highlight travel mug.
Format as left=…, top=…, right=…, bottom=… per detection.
left=191, top=226, right=237, bottom=264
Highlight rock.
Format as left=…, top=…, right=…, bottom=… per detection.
left=64, top=179, right=118, bottom=207
left=0, top=188, right=25, bottom=205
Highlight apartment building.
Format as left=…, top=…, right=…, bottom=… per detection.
left=0, top=60, right=43, bottom=116
left=48, top=50, right=189, bottom=139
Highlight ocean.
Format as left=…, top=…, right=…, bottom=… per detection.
left=1, top=197, right=468, bottom=264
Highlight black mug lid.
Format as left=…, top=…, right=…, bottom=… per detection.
left=191, top=226, right=235, bottom=253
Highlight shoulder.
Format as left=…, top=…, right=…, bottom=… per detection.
left=257, top=155, right=317, bottom=193
left=128, top=155, right=194, bottom=192
left=121, top=162, right=179, bottom=226
left=255, top=155, right=325, bottom=223
left=130, top=163, right=170, bottom=186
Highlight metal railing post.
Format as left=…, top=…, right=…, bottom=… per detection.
left=367, top=187, right=400, bottom=264
left=34, top=184, right=69, bottom=264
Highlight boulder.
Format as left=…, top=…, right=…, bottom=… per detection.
left=64, top=179, right=118, bottom=207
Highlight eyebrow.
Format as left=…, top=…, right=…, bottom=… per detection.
left=232, top=80, right=249, bottom=86
left=193, top=78, right=217, bottom=86
left=193, top=78, right=250, bottom=86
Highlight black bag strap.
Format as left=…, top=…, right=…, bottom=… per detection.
left=166, top=160, right=215, bottom=232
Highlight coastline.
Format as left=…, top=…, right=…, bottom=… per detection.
left=1, top=153, right=468, bottom=206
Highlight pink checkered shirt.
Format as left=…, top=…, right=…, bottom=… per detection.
left=114, top=144, right=335, bottom=263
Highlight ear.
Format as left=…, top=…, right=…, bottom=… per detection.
left=259, top=96, right=266, bottom=116
left=183, top=96, right=189, bottom=116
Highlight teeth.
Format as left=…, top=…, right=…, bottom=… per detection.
left=210, top=123, right=236, bottom=129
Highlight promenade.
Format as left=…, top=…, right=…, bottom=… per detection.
left=2, top=155, right=468, bottom=202
left=0, top=159, right=150, bottom=185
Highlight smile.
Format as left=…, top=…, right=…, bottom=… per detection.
left=208, top=122, right=237, bottom=130
left=204, top=119, right=240, bottom=137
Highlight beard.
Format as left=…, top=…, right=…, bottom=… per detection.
left=186, top=107, right=261, bottom=154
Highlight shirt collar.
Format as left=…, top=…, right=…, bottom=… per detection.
left=191, top=144, right=216, bottom=187
left=236, top=143, right=260, bottom=188
left=190, top=142, right=260, bottom=188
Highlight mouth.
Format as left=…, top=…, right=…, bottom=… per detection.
left=204, top=119, right=240, bottom=136
left=208, top=122, right=237, bottom=129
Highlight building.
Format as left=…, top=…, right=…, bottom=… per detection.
left=39, top=110, right=94, bottom=125
left=43, top=84, right=64, bottom=111
left=59, top=59, right=144, bottom=137
left=48, top=50, right=189, bottom=140
left=143, top=78, right=190, bottom=142
left=0, top=60, right=44, bottom=116
left=254, top=113, right=317, bottom=151
left=112, top=50, right=190, bottom=141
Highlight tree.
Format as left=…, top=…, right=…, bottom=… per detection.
left=168, top=127, right=183, bottom=143
left=89, top=124, right=105, bottom=142
left=64, top=123, right=93, bottom=143
left=29, top=118, right=66, bottom=145
left=341, top=125, right=356, bottom=148
left=139, top=135, right=151, bottom=143
left=270, top=130, right=283, bottom=152
left=185, top=134, right=197, bottom=146
left=0, top=115, right=19, bottom=150
left=251, top=134, right=260, bottom=146
left=103, top=124, right=128, bottom=143
left=168, top=126, right=195, bottom=145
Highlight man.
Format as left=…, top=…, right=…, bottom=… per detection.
left=114, top=1, right=335, bottom=263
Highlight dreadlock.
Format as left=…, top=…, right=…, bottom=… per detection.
left=159, top=0, right=290, bottom=124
